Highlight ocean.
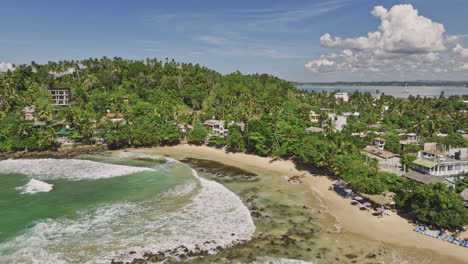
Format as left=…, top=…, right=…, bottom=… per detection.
left=0, top=152, right=255, bottom=264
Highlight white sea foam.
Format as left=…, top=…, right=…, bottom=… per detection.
left=15, top=179, right=53, bottom=194
left=118, top=151, right=165, bottom=161
left=0, top=159, right=153, bottom=181
left=0, top=159, right=256, bottom=264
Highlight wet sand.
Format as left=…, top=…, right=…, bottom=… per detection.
left=148, top=144, right=467, bottom=264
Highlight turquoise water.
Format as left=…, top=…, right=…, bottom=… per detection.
left=0, top=170, right=178, bottom=243
left=0, top=152, right=255, bottom=264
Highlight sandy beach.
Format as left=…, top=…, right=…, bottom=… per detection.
left=151, top=144, right=468, bottom=264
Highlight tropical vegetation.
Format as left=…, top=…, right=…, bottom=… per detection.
left=1, top=57, right=467, bottom=228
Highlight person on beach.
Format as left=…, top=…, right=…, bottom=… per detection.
left=423, top=223, right=427, bottom=231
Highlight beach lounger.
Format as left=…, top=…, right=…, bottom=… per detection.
left=447, top=237, right=455, bottom=243
left=442, top=235, right=450, bottom=241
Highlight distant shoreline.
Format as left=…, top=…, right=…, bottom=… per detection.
left=292, top=82, right=468, bottom=87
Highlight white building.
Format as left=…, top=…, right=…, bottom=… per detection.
left=399, top=133, right=421, bottom=147
left=342, top=112, right=360, bottom=117
left=203, top=120, right=228, bottom=137
left=48, top=88, right=71, bottom=106
left=334, top=115, right=347, bottom=131
left=373, top=137, right=386, bottom=150
left=412, top=150, right=468, bottom=180
left=327, top=113, right=347, bottom=131
left=334, top=92, right=349, bottom=102
left=310, top=111, right=319, bottom=123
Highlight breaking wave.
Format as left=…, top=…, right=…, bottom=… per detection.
left=15, top=179, right=53, bottom=194
left=0, top=159, right=153, bottom=181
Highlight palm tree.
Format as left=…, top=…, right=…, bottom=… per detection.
left=323, top=117, right=336, bottom=135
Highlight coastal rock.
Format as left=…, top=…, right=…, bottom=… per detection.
left=345, top=253, right=358, bottom=259
left=0, top=145, right=108, bottom=161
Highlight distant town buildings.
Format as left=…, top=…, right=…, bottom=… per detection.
left=48, top=87, right=71, bottom=106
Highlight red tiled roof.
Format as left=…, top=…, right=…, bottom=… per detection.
left=102, top=113, right=124, bottom=119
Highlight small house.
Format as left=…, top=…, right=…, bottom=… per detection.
left=22, top=106, right=36, bottom=121
left=373, top=137, right=386, bottom=150
left=101, top=113, right=125, bottom=123
left=399, top=133, right=421, bottom=150
left=364, top=146, right=401, bottom=170
left=310, top=111, right=319, bottom=123
left=305, top=126, right=324, bottom=133
left=203, top=120, right=228, bottom=137
left=55, top=128, right=82, bottom=145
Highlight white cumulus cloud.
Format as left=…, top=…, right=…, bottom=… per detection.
left=453, top=44, right=468, bottom=58
left=49, top=67, right=75, bottom=77
left=0, top=62, right=15, bottom=72
left=306, top=4, right=468, bottom=76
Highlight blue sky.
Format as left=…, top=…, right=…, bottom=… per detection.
left=1, top=0, right=468, bottom=81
